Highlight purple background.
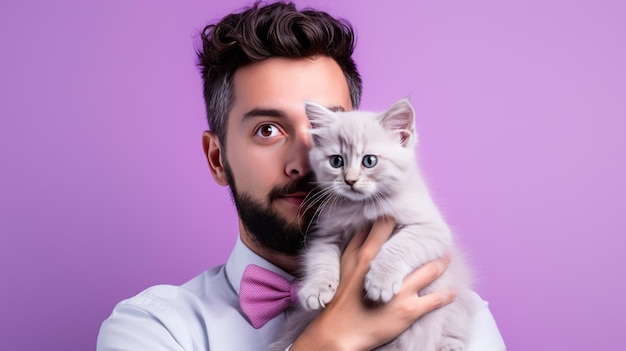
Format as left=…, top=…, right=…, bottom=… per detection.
left=1, top=0, right=624, bottom=350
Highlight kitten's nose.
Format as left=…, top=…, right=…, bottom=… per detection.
left=345, top=169, right=358, bottom=187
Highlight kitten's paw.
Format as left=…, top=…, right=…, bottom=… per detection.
left=364, top=260, right=405, bottom=303
left=297, top=278, right=338, bottom=310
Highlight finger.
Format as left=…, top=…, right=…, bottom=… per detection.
left=410, top=288, right=457, bottom=317
left=344, top=224, right=371, bottom=255
left=359, top=216, right=396, bottom=260
left=402, top=254, right=450, bottom=292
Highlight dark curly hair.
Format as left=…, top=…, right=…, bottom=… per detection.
left=196, top=1, right=362, bottom=149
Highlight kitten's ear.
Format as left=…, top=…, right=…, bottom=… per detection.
left=379, top=98, right=417, bottom=147
left=305, top=101, right=336, bottom=130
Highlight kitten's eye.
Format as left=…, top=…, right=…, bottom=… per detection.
left=255, top=124, right=281, bottom=138
left=329, top=155, right=344, bottom=168
left=362, top=155, right=378, bottom=168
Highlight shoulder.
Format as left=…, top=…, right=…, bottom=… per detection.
left=112, top=284, right=189, bottom=316
left=96, top=285, right=185, bottom=351
left=112, top=265, right=224, bottom=316
left=466, top=291, right=507, bottom=351
left=97, top=285, right=192, bottom=350
left=97, top=266, right=225, bottom=351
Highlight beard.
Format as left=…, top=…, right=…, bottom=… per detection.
left=223, top=162, right=318, bottom=255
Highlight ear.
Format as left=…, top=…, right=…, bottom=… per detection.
left=305, top=101, right=336, bottom=130
left=379, top=98, right=417, bottom=147
left=305, top=101, right=337, bottom=146
left=202, top=130, right=228, bottom=186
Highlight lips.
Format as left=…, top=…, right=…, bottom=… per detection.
left=280, top=192, right=308, bottom=207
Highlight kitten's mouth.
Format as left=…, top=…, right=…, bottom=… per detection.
left=340, top=187, right=367, bottom=201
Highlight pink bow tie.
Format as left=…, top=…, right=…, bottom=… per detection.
left=239, top=264, right=298, bottom=329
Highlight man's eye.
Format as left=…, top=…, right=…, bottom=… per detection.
left=256, top=124, right=281, bottom=138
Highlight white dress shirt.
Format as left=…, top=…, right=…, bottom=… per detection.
left=97, top=236, right=506, bottom=350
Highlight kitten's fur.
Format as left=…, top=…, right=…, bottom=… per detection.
left=271, top=99, right=475, bottom=350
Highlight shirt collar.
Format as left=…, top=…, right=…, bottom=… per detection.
left=225, top=234, right=295, bottom=295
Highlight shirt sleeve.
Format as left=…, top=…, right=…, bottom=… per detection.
left=466, top=292, right=507, bottom=351
left=97, top=286, right=194, bottom=351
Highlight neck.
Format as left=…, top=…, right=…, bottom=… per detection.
left=238, top=221, right=299, bottom=274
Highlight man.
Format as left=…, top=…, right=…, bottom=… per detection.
left=97, top=2, right=506, bottom=350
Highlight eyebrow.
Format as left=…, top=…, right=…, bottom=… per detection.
left=243, top=108, right=287, bottom=120
left=328, top=106, right=346, bottom=112
left=242, top=105, right=346, bottom=120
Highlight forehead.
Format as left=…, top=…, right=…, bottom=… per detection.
left=230, top=56, right=352, bottom=118
left=319, top=113, right=383, bottom=149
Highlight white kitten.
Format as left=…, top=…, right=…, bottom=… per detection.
left=271, top=99, right=476, bottom=350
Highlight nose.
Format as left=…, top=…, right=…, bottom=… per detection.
left=285, top=126, right=312, bottom=178
left=344, top=168, right=358, bottom=187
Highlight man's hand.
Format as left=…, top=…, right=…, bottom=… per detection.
left=291, top=217, right=455, bottom=351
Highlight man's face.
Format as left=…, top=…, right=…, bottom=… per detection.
left=222, top=56, right=352, bottom=255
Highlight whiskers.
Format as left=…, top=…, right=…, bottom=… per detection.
left=296, top=180, right=396, bottom=245
left=296, top=182, right=341, bottom=244
left=365, top=187, right=394, bottom=218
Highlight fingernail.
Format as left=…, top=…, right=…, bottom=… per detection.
left=447, top=288, right=457, bottom=302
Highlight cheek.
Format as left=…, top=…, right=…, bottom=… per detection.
left=361, top=170, right=379, bottom=189
left=316, top=163, right=342, bottom=182
left=309, top=152, right=327, bottom=178
left=323, top=169, right=342, bottom=183
left=226, top=145, right=282, bottom=195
